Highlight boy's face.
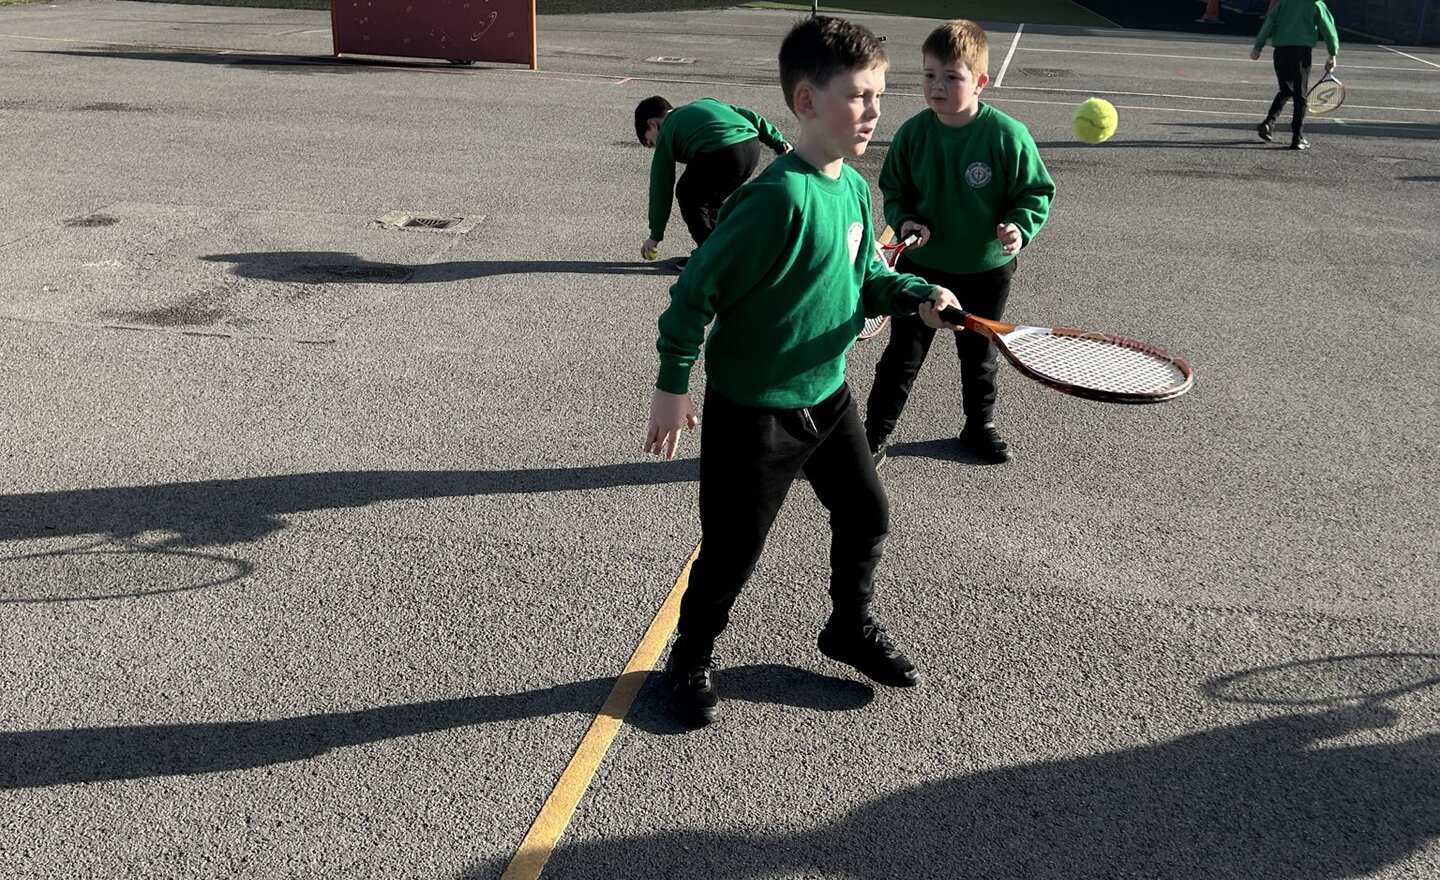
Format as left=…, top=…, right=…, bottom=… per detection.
left=922, top=53, right=988, bottom=117
left=793, top=63, right=886, bottom=161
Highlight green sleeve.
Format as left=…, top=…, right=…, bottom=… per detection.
left=861, top=247, right=934, bottom=318
left=1002, top=133, right=1055, bottom=248
left=654, top=182, right=796, bottom=394
left=1317, top=2, right=1340, bottom=55
left=647, top=130, right=677, bottom=242
left=1253, top=14, right=1276, bottom=50
left=730, top=105, right=788, bottom=153
left=878, top=123, right=918, bottom=236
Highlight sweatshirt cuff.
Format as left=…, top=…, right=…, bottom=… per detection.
left=655, top=363, right=692, bottom=395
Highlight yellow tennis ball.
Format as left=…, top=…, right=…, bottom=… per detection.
left=643, top=246, right=659, bottom=261
left=1073, top=97, right=1118, bottom=144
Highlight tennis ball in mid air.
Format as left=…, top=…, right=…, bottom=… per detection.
left=1072, top=97, right=1118, bottom=144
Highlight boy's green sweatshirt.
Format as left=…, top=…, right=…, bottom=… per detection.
left=879, top=104, right=1054, bottom=275
left=1254, top=0, right=1340, bottom=54
left=655, top=154, right=936, bottom=409
left=648, top=98, right=788, bottom=242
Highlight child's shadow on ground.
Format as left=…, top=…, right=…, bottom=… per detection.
left=886, top=438, right=993, bottom=467
left=0, top=664, right=871, bottom=788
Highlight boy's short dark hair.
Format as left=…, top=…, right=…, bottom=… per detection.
left=778, top=16, right=888, bottom=113
left=922, top=19, right=990, bottom=77
left=634, top=96, right=674, bottom=144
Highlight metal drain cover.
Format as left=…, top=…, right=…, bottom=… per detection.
left=375, top=211, right=483, bottom=233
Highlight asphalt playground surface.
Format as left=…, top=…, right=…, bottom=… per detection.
left=1, top=2, right=1438, bottom=878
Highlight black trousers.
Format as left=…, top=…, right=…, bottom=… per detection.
left=676, top=382, right=889, bottom=648
left=1265, top=45, right=1313, bottom=138
left=675, top=138, right=762, bottom=247
left=865, top=253, right=1017, bottom=445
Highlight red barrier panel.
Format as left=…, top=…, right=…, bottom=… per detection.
left=330, top=0, right=537, bottom=69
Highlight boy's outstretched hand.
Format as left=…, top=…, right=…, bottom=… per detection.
left=997, top=223, right=1023, bottom=256
left=645, top=389, right=699, bottom=460
left=919, top=287, right=964, bottom=332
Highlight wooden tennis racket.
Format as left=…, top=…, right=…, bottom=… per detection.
left=858, top=232, right=919, bottom=342
left=1307, top=73, right=1346, bottom=115
left=916, top=300, right=1194, bottom=404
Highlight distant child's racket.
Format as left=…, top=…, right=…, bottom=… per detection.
left=916, top=300, right=1195, bottom=404
left=857, top=232, right=920, bottom=342
left=1307, top=73, right=1346, bottom=115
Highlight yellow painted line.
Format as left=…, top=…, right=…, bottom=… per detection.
left=500, top=544, right=700, bottom=880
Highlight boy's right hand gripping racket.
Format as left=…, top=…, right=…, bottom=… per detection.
left=1307, top=73, right=1346, bottom=115
left=926, top=303, right=1194, bottom=404
left=857, top=232, right=920, bottom=342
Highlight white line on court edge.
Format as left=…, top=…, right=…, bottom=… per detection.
left=995, top=23, right=1023, bottom=88
left=1382, top=45, right=1440, bottom=69
left=1019, top=46, right=1440, bottom=72
left=995, top=82, right=1440, bottom=114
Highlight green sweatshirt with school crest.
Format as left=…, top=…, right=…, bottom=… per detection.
left=648, top=98, right=789, bottom=243
left=655, top=153, right=936, bottom=409
left=879, top=104, right=1055, bottom=275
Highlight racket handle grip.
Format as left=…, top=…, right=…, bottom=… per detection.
left=939, top=305, right=966, bottom=325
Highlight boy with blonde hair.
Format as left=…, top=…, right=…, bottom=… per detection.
left=644, top=16, right=964, bottom=728
left=864, top=19, right=1054, bottom=465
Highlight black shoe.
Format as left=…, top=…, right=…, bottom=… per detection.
left=870, top=441, right=888, bottom=469
left=818, top=616, right=918, bottom=687
left=1257, top=121, right=1274, bottom=142
left=664, top=645, right=718, bottom=727
left=1290, top=136, right=1310, bottom=150
left=673, top=256, right=690, bottom=269
left=958, top=421, right=1012, bottom=464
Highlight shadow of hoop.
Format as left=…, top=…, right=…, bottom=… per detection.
left=0, top=537, right=254, bottom=604
left=1202, top=653, right=1440, bottom=708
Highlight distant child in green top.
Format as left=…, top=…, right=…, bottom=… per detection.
left=642, top=16, right=964, bottom=729
left=1250, top=0, right=1339, bottom=150
left=864, top=19, right=1054, bottom=466
left=635, top=96, right=791, bottom=263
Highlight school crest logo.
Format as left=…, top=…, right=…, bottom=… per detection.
left=965, top=162, right=993, bottom=188
left=847, top=221, right=864, bottom=263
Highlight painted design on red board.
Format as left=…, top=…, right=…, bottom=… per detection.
left=332, top=0, right=533, bottom=66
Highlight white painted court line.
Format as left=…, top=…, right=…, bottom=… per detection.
left=990, top=94, right=1440, bottom=129
left=995, top=23, right=1024, bottom=88
left=1383, top=45, right=1440, bottom=69
left=1016, top=46, right=1440, bottom=73
left=991, top=83, right=1440, bottom=114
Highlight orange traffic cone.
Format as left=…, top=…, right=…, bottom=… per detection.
left=1197, top=0, right=1224, bottom=23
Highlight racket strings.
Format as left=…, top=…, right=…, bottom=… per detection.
left=1002, top=332, right=1186, bottom=394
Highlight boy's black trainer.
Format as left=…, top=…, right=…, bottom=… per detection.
left=664, top=647, right=719, bottom=727
left=870, top=441, right=888, bottom=469
left=1257, top=121, right=1274, bottom=142
left=818, top=617, right=918, bottom=687
left=1290, top=136, right=1310, bottom=151
left=959, top=421, right=1012, bottom=464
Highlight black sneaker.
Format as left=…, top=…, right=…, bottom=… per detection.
left=818, top=617, right=918, bottom=687
left=870, top=441, right=888, bottom=469
left=673, top=256, right=690, bottom=269
left=664, top=645, right=718, bottom=727
left=1290, top=136, right=1310, bottom=150
left=958, top=421, right=1012, bottom=464
left=1257, top=121, right=1274, bottom=142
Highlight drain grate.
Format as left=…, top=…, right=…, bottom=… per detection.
left=645, top=56, right=694, bottom=64
left=405, top=216, right=455, bottom=230
left=375, top=211, right=483, bottom=234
